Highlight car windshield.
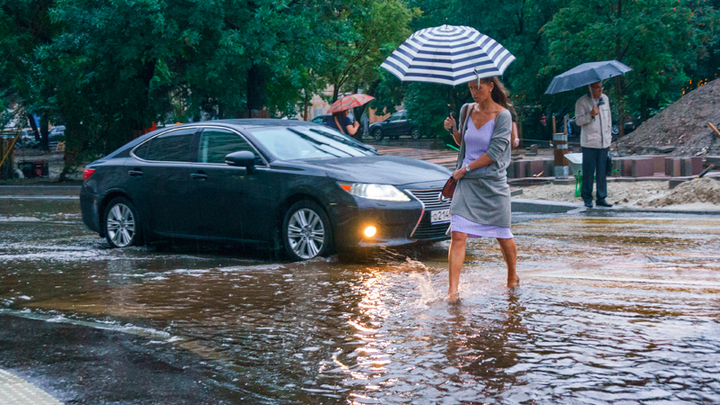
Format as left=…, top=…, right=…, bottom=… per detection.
left=249, top=126, right=375, bottom=160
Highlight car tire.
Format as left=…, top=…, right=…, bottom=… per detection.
left=372, top=128, right=383, bottom=141
left=282, top=200, right=333, bottom=261
left=410, top=128, right=421, bottom=140
left=104, top=196, right=143, bottom=248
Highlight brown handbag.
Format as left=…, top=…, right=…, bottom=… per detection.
left=441, top=176, right=457, bottom=199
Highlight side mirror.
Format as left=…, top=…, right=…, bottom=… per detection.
left=225, top=151, right=256, bottom=174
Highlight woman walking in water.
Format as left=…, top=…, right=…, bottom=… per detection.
left=443, top=75, right=519, bottom=302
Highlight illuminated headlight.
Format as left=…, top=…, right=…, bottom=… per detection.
left=339, top=183, right=411, bottom=202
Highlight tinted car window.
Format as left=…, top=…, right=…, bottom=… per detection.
left=199, top=128, right=256, bottom=164
left=134, top=128, right=197, bottom=162
left=249, top=127, right=373, bottom=160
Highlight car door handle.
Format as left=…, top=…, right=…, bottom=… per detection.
left=191, top=172, right=208, bottom=180
left=128, top=169, right=143, bottom=177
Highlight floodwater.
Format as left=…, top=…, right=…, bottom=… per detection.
left=2, top=198, right=720, bottom=404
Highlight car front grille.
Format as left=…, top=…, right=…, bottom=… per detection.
left=406, top=188, right=452, bottom=240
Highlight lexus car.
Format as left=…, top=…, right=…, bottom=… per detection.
left=80, top=119, right=452, bottom=261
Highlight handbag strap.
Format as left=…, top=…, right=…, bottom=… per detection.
left=458, top=103, right=472, bottom=135
left=334, top=116, right=345, bottom=134
left=455, top=103, right=472, bottom=169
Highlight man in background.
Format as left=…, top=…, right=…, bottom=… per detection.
left=575, top=81, right=613, bottom=208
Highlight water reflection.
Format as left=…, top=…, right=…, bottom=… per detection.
left=2, top=198, right=720, bottom=403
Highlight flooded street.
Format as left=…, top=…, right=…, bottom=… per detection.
left=2, top=198, right=720, bottom=404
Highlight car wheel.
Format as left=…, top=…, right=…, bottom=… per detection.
left=372, top=128, right=383, bottom=141
left=104, top=196, right=142, bottom=248
left=282, top=201, right=333, bottom=261
left=410, top=128, right=421, bottom=140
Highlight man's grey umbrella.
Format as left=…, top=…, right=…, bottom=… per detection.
left=544, top=60, right=631, bottom=94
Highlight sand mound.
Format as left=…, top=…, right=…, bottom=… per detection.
left=614, top=78, right=720, bottom=156
left=645, top=177, right=720, bottom=207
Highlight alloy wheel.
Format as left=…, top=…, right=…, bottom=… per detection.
left=106, top=203, right=136, bottom=248
left=372, top=128, right=383, bottom=141
left=286, top=208, right=325, bottom=259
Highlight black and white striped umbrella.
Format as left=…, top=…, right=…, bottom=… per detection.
left=380, top=25, right=515, bottom=86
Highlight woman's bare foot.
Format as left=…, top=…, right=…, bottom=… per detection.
left=445, top=291, right=460, bottom=304
left=507, top=277, right=520, bottom=288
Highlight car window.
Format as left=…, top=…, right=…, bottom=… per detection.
left=199, top=128, right=257, bottom=164
left=249, top=126, right=373, bottom=160
left=388, top=112, right=403, bottom=122
left=134, top=128, right=197, bottom=162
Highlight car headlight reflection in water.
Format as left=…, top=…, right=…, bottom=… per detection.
left=339, top=183, right=411, bottom=202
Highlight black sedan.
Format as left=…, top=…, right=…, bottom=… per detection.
left=80, top=120, right=453, bottom=261
left=368, top=110, right=422, bottom=141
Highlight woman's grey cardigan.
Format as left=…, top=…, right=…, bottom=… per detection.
left=449, top=104, right=513, bottom=228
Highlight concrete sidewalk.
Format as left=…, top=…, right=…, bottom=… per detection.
left=0, top=369, right=61, bottom=405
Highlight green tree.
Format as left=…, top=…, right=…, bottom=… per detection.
left=0, top=0, right=60, bottom=150
left=314, top=0, right=419, bottom=102
left=543, top=0, right=720, bottom=132
left=373, top=0, right=564, bottom=142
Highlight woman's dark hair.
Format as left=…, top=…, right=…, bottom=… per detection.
left=479, top=76, right=511, bottom=110
left=332, top=110, right=346, bottom=118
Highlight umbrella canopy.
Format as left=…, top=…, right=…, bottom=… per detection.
left=327, top=94, right=375, bottom=113
left=545, top=60, right=632, bottom=94
left=380, top=25, right=515, bottom=86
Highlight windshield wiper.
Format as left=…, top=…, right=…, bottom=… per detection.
left=308, top=129, right=376, bottom=153
left=289, top=129, right=355, bottom=157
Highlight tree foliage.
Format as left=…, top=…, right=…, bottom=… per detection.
left=1, top=0, right=718, bottom=166
left=543, top=0, right=720, bottom=125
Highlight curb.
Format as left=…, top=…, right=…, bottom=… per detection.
left=588, top=206, right=720, bottom=215
left=0, top=185, right=80, bottom=197
left=511, top=198, right=720, bottom=215
left=511, top=198, right=581, bottom=213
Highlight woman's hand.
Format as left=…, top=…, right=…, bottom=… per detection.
left=452, top=167, right=467, bottom=180
left=444, top=114, right=457, bottom=132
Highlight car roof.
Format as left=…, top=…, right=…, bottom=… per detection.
left=103, top=119, right=333, bottom=159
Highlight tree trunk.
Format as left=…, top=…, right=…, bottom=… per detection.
left=303, top=88, right=309, bottom=121
left=332, top=85, right=339, bottom=103
left=614, top=75, right=624, bottom=138
left=247, top=64, right=266, bottom=116
left=640, top=93, right=648, bottom=124
left=615, top=0, right=625, bottom=138
left=40, top=114, right=49, bottom=151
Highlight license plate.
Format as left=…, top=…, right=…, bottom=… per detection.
left=430, top=209, right=451, bottom=224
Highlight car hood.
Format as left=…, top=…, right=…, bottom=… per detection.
left=289, top=155, right=452, bottom=186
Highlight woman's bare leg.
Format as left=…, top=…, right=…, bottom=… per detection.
left=448, top=231, right=468, bottom=301
left=497, top=237, right=519, bottom=288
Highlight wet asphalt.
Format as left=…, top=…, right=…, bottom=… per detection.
left=0, top=314, right=249, bottom=404
left=2, top=195, right=720, bottom=404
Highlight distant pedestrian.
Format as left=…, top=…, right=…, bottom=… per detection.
left=443, top=75, right=519, bottom=302
left=361, top=109, right=370, bottom=140
left=575, top=81, right=612, bottom=208
left=326, top=110, right=359, bottom=137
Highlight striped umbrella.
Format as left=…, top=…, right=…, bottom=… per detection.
left=327, top=94, right=375, bottom=113
left=380, top=25, right=515, bottom=86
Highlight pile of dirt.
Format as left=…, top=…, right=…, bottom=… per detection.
left=642, top=177, right=720, bottom=207
left=614, top=78, right=720, bottom=156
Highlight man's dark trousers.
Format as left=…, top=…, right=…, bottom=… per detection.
left=581, top=147, right=609, bottom=205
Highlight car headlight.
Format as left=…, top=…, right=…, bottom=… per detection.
left=339, top=183, right=411, bottom=202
